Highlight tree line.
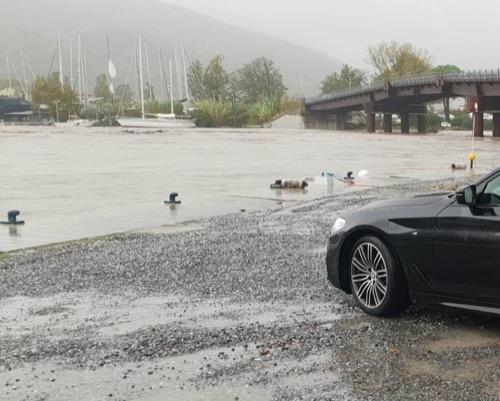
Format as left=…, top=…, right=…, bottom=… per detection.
left=187, top=56, right=299, bottom=127
left=21, top=42, right=465, bottom=127
left=26, top=55, right=296, bottom=126
left=320, top=41, right=461, bottom=123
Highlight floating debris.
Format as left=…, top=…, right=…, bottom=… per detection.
left=451, top=163, right=466, bottom=170
left=270, top=179, right=308, bottom=189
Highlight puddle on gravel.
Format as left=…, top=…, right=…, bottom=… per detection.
left=0, top=293, right=357, bottom=339
left=0, top=346, right=270, bottom=401
left=0, top=344, right=349, bottom=401
left=425, top=326, right=500, bottom=352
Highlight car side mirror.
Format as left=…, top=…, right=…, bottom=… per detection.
left=456, top=185, right=477, bottom=206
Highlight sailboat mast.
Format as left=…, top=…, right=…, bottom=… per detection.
left=106, top=34, right=115, bottom=102
left=7, top=54, right=27, bottom=97
left=5, top=50, right=11, bottom=88
left=58, top=34, right=64, bottom=88
left=69, top=40, right=74, bottom=90
left=181, top=42, right=191, bottom=111
left=169, top=59, right=174, bottom=115
left=144, top=40, right=153, bottom=101
left=20, top=50, right=29, bottom=100
left=157, top=41, right=165, bottom=102
left=83, top=47, right=89, bottom=106
left=174, top=46, right=182, bottom=101
left=138, top=34, right=145, bottom=119
left=77, top=35, right=82, bottom=103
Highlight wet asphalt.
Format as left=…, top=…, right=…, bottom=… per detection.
left=0, top=180, right=499, bottom=401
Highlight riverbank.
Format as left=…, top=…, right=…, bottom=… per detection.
left=1, top=179, right=498, bottom=401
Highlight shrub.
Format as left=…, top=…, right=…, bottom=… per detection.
left=192, top=100, right=232, bottom=127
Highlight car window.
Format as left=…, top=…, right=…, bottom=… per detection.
left=478, top=175, right=500, bottom=205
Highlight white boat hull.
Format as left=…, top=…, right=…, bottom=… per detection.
left=117, top=118, right=195, bottom=129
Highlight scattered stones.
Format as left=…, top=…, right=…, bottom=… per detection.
left=0, top=179, right=496, bottom=400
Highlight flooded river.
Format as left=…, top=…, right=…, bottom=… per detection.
left=0, top=126, right=499, bottom=251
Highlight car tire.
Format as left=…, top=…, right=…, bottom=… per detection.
left=348, top=236, right=409, bottom=317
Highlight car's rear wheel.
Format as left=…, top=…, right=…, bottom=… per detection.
left=349, top=236, right=409, bottom=317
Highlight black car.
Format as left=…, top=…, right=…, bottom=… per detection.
left=326, top=168, right=500, bottom=317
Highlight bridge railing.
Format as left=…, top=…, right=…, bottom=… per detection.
left=307, top=69, right=500, bottom=105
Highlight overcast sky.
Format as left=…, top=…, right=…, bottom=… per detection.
left=161, top=0, right=500, bottom=71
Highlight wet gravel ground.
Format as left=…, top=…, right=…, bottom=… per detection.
left=0, top=180, right=499, bottom=401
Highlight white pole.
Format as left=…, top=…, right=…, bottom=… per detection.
left=83, top=48, right=89, bottom=106
left=106, top=34, right=115, bottom=102
left=174, top=45, right=182, bottom=101
left=6, top=54, right=27, bottom=97
left=144, top=40, right=153, bottom=101
left=169, top=59, right=174, bottom=115
left=472, top=102, right=478, bottom=155
left=20, top=50, right=29, bottom=100
left=181, top=42, right=190, bottom=111
left=5, top=50, right=11, bottom=88
left=69, top=40, right=74, bottom=90
left=58, top=34, right=64, bottom=88
left=77, top=35, right=82, bottom=103
left=138, top=34, right=145, bottom=119
left=157, top=41, right=165, bottom=102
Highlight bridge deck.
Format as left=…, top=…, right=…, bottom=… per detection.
left=304, top=70, right=500, bottom=136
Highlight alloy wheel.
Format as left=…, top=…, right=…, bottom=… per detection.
left=351, top=242, right=388, bottom=309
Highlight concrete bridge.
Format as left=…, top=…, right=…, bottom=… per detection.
left=304, top=71, right=500, bottom=136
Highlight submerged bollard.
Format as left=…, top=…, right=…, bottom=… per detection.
left=270, top=179, right=283, bottom=189
left=164, top=193, right=181, bottom=205
left=344, top=171, right=355, bottom=185
left=1, top=210, right=25, bottom=225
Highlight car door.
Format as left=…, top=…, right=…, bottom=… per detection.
left=433, top=174, right=500, bottom=302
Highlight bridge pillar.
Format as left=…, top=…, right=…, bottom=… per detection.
left=473, top=112, right=484, bottom=137
left=364, top=102, right=376, bottom=133
left=336, top=113, right=347, bottom=130
left=417, top=115, right=426, bottom=133
left=383, top=114, right=392, bottom=133
left=366, top=112, right=376, bottom=133
left=400, top=112, right=410, bottom=134
left=493, top=113, right=500, bottom=137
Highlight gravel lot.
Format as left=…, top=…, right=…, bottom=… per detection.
left=0, top=180, right=499, bottom=401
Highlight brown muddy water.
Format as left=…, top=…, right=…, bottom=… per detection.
left=0, top=125, right=498, bottom=251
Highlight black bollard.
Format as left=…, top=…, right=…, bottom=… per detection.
left=164, top=193, right=181, bottom=205
left=344, top=171, right=355, bottom=184
left=270, top=179, right=283, bottom=189
left=1, top=210, right=25, bottom=225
